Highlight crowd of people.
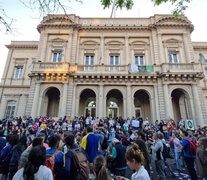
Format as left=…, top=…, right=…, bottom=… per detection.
left=0, top=116, right=207, bottom=180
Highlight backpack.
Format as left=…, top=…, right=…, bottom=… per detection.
left=70, top=149, right=90, bottom=180
left=101, top=135, right=108, bottom=150
left=184, top=138, right=197, bottom=156
left=162, top=143, right=170, bottom=160
left=45, top=150, right=60, bottom=173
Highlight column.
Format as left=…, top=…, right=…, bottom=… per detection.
left=71, top=85, right=76, bottom=118
left=98, top=84, right=104, bottom=118
left=103, top=97, right=106, bottom=118
left=68, top=33, right=73, bottom=62
left=40, top=33, right=48, bottom=61
left=163, top=84, right=171, bottom=120
left=125, top=36, right=129, bottom=65
left=100, top=36, right=104, bottom=64
left=158, top=33, right=165, bottom=64
left=123, top=95, right=127, bottom=119
left=31, top=83, right=40, bottom=118
left=60, top=83, right=68, bottom=117
left=126, top=85, right=132, bottom=118
left=192, top=84, right=203, bottom=127
left=150, top=97, right=156, bottom=124
left=0, top=96, right=7, bottom=119
left=183, top=33, right=191, bottom=63
left=153, top=85, right=160, bottom=120
left=75, top=90, right=80, bottom=117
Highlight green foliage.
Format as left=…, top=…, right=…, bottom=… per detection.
left=101, top=0, right=192, bottom=15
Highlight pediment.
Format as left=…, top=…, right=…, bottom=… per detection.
left=155, top=16, right=192, bottom=26
left=42, top=15, right=75, bottom=25
left=50, top=38, right=68, bottom=43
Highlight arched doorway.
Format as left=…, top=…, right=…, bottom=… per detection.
left=45, top=87, right=60, bottom=117
left=106, top=89, right=123, bottom=118
left=171, top=89, right=189, bottom=123
left=79, top=89, right=96, bottom=117
left=134, top=90, right=151, bottom=120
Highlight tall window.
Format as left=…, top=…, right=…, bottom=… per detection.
left=52, top=49, right=63, bottom=62
left=135, top=56, right=144, bottom=65
left=204, top=66, right=207, bottom=77
left=84, top=55, right=94, bottom=71
left=5, top=101, right=16, bottom=118
left=168, top=49, right=179, bottom=63
left=14, top=64, right=23, bottom=79
left=110, top=55, right=119, bottom=70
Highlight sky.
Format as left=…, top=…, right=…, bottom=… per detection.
left=0, top=0, right=207, bottom=80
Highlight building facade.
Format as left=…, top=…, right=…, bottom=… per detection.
left=1, top=14, right=207, bottom=126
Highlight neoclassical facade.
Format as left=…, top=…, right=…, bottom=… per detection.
left=1, top=14, right=207, bottom=126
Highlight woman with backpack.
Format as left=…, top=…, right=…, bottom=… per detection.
left=13, top=145, right=53, bottom=180
left=0, top=134, right=19, bottom=180
left=46, top=134, right=64, bottom=180
left=9, top=135, right=27, bottom=179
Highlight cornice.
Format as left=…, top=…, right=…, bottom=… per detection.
left=6, top=44, right=38, bottom=49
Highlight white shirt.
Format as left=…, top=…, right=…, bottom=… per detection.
left=131, top=166, right=150, bottom=180
left=132, top=119, right=139, bottom=128
left=13, top=165, right=53, bottom=180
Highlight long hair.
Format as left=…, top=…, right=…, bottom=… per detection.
left=135, top=139, right=150, bottom=164
left=93, top=155, right=109, bottom=180
left=125, top=144, right=144, bottom=164
left=23, top=145, right=46, bottom=180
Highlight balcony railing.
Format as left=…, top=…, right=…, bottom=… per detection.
left=161, top=63, right=202, bottom=73
left=31, top=62, right=202, bottom=75
left=32, top=62, right=70, bottom=73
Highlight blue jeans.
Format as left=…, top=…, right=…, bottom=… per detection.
left=155, top=160, right=166, bottom=180
left=174, top=151, right=181, bottom=170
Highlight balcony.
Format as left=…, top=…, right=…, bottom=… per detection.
left=161, top=63, right=202, bottom=74
left=74, top=64, right=129, bottom=74
left=31, top=62, right=70, bottom=74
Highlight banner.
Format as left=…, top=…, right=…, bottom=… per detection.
left=130, top=64, right=153, bottom=73
left=186, top=120, right=195, bottom=130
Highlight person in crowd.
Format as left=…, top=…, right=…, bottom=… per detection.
left=111, top=138, right=127, bottom=176
left=18, top=137, right=43, bottom=169
left=169, top=132, right=182, bottom=172
left=62, top=133, right=80, bottom=179
left=27, top=133, right=49, bottom=149
left=9, top=135, right=27, bottom=179
left=0, top=129, right=6, bottom=151
left=46, top=134, right=64, bottom=179
left=148, top=132, right=166, bottom=180
left=81, top=126, right=100, bottom=166
left=13, top=145, right=53, bottom=180
left=0, top=134, right=19, bottom=180
left=196, top=137, right=207, bottom=180
left=26, top=129, right=35, bottom=146
left=181, top=130, right=198, bottom=180
left=135, top=139, right=151, bottom=175
left=124, top=144, right=150, bottom=180
left=92, top=155, right=110, bottom=180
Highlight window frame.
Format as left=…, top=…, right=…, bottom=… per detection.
left=168, top=49, right=179, bottom=63
left=14, top=64, right=24, bottom=79
left=52, top=49, right=63, bottom=62
left=135, top=55, right=145, bottom=65
left=5, top=101, right=16, bottom=118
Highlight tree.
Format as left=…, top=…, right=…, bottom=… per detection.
left=101, top=0, right=192, bottom=16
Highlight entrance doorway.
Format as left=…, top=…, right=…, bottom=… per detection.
left=135, top=107, right=142, bottom=118
left=79, top=89, right=96, bottom=117
left=45, top=87, right=60, bottom=117
left=106, top=89, right=123, bottom=118
left=171, top=89, right=190, bottom=123
left=134, top=90, right=150, bottom=120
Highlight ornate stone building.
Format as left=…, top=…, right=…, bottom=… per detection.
left=1, top=14, right=207, bottom=126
